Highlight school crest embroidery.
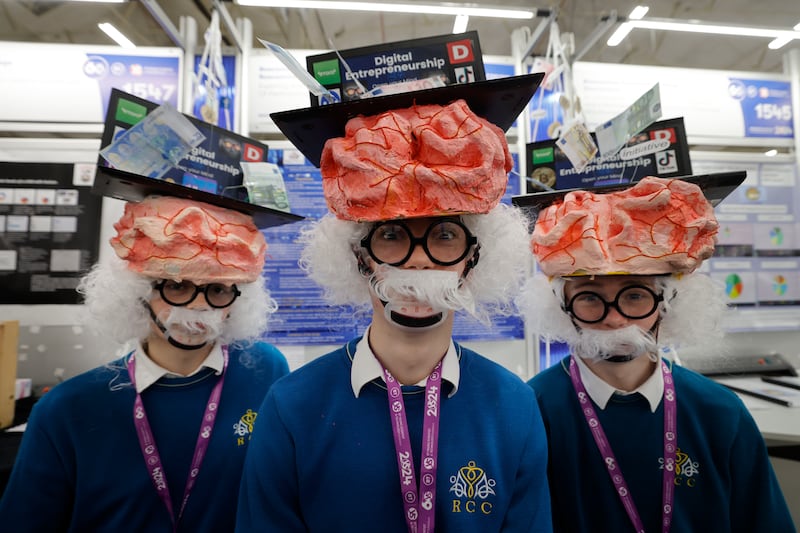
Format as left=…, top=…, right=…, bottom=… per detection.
left=449, top=460, right=496, bottom=515
left=660, top=447, right=700, bottom=487
left=233, top=408, right=257, bottom=446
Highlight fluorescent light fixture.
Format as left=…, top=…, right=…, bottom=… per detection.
left=607, top=22, right=633, bottom=46
left=453, top=14, right=469, bottom=33
left=768, top=36, right=793, bottom=49
left=68, top=0, right=127, bottom=2
left=628, top=5, right=649, bottom=20
left=629, top=18, right=800, bottom=40
left=98, top=22, right=136, bottom=48
left=607, top=6, right=647, bottom=46
left=233, top=0, right=535, bottom=19
left=764, top=149, right=778, bottom=157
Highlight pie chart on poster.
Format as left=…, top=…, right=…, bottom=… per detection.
left=773, top=275, right=788, bottom=296
left=725, top=273, right=743, bottom=299
left=770, top=227, right=783, bottom=246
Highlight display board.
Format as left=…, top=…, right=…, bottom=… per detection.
left=0, top=42, right=182, bottom=126
left=192, top=54, right=237, bottom=132
left=0, top=162, right=102, bottom=304
left=94, top=89, right=302, bottom=230
left=305, top=31, right=485, bottom=105
left=690, top=155, right=800, bottom=307
left=572, top=62, right=794, bottom=140
left=525, top=117, right=692, bottom=192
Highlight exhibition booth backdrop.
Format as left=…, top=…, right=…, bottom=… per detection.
left=0, top=40, right=799, bottom=384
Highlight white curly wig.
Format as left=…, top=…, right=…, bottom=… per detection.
left=516, top=271, right=729, bottom=355
left=299, top=202, right=533, bottom=324
left=76, top=256, right=277, bottom=346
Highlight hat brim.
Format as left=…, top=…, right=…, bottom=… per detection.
left=270, top=72, right=545, bottom=168
left=93, top=166, right=304, bottom=230
left=511, top=171, right=747, bottom=220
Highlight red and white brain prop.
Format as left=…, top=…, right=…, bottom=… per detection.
left=320, top=99, right=512, bottom=221
left=532, top=177, right=719, bottom=277
left=111, top=196, right=267, bottom=284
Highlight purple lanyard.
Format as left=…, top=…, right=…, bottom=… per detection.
left=127, top=347, right=228, bottom=531
left=383, top=360, right=443, bottom=533
left=569, top=357, right=677, bottom=533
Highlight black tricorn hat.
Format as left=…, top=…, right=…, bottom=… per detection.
left=270, top=72, right=545, bottom=168
left=511, top=170, right=747, bottom=221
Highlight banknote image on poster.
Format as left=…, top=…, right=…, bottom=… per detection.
left=526, top=117, right=692, bottom=192
left=306, top=31, right=485, bottom=106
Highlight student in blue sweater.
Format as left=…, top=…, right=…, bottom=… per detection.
left=515, top=176, right=794, bottom=532
left=237, top=76, right=552, bottom=532
left=0, top=196, right=290, bottom=532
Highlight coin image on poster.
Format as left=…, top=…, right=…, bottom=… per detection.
left=745, top=187, right=760, bottom=201
left=531, top=167, right=557, bottom=188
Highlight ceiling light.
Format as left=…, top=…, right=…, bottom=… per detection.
left=768, top=36, right=793, bottom=49
left=764, top=149, right=778, bottom=157
left=453, top=14, right=469, bottom=34
left=98, top=22, right=136, bottom=48
left=606, top=22, right=633, bottom=46
left=233, top=0, right=535, bottom=19
left=628, top=5, right=649, bottom=20
left=607, top=6, right=648, bottom=46
left=629, top=18, right=800, bottom=40
left=67, top=0, right=128, bottom=2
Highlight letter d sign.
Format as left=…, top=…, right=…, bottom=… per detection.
left=244, top=144, right=264, bottom=162
left=447, top=39, right=474, bottom=64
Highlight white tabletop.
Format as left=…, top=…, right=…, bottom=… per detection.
left=737, top=392, right=800, bottom=444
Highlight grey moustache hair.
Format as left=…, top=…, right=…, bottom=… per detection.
left=162, top=306, right=227, bottom=341
left=368, top=265, right=475, bottom=313
left=571, top=324, right=659, bottom=362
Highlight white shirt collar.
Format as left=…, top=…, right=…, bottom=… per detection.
left=132, top=342, right=225, bottom=393
left=349, top=326, right=460, bottom=398
left=573, top=355, right=664, bottom=413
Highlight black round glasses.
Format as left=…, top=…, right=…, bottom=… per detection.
left=360, top=219, right=477, bottom=267
left=565, top=284, right=663, bottom=324
left=154, top=280, right=241, bottom=309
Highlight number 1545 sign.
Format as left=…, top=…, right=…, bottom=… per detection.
left=729, top=77, right=794, bottom=138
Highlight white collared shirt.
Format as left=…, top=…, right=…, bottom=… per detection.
left=350, top=326, right=461, bottom=398
left=573, top=355, right=664, bottom=413
left=132, top=342, right=225, bottom=393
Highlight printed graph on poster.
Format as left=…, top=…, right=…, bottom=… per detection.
left=756, top=260, right=800, bottom=305
left=710, top=260, right=757, bottom=305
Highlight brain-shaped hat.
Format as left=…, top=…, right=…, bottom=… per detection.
left=320, top=99, right=512, bottom=221
left=532, top=177, right=719, bottom=276
left=111, top=196, right=267, bottom=284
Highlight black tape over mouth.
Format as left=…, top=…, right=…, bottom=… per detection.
left=389, top=311, right=444, bottom=328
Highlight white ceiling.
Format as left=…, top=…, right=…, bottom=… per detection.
left=1, top=0, right=799, bottom=73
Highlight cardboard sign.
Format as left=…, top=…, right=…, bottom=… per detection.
left=526, top=117, right=692, bottom=192
left=305, top=31, right=485, bottom=106
left=94, top=89, right=303, bottom=229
